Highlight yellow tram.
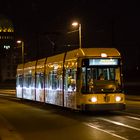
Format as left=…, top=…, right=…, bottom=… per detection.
left=16, top=48, right=125, bottom=111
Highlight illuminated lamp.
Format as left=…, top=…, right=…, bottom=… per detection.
left=101, top=53, right=107, bottom=57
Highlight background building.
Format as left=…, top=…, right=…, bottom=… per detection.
left=0, top=15, right=16, bottom=82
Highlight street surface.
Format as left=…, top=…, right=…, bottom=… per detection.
left=0, top=90, right=140, bottom=140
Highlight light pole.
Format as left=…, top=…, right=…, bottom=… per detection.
left=16, top=40, right=24, bottom=99
left=17, top=40, right=24, bottom=65
left=72, top=22, right=82, bottom=49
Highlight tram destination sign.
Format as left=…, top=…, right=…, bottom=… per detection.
left=89, top=58, right=118, bottom=66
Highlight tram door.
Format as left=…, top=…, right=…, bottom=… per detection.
left=64, top=61, right=77, bottom=109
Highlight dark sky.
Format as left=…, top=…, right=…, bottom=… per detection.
left=1, top=0, right=140, bottom=78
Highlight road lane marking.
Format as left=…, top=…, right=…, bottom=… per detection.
left=126, top=116, right=140, bottom=121
left=99, top=117, right=140, bottom=131
left=84, top=122, right=128, bottom=140
left=116, top=111, right=140, bottom=117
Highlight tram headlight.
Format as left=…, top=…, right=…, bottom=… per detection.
left=90, top=97, right=97, bottom=102
left=115, top=96, right=121, bottom=102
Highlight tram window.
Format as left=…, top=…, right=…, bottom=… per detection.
left=110, top=68, right=115, bottom=80
left=17, top=75, right=23, bottom=87
left=52, top=74, right=58, bottom=89
left=48, top=71, right=57, bottom=89
left=24, top=74, right=32, bottom=88
left=28, top=76, right=32, bottom=88
left=87, top=68, right=96, bottom=80
left=97, top=68, right=115, bottom=80
left=31, top=76, right=35, bottom=88
left=23, top=75, right=27, bottom=88
left=48, top=72, right=52, bottom=89
left=81, top=67, right=86, bottom=86
left=65, top=68, right=76, bottom=92
left=81, top=67, right=87, bottom=92
left=56, top=71, right=63, bottom=90
left=36, top=73, right=44, bottom=89
left=45, top=73, right=50, bottom=89
left=48, top=69, right=63, bottom=90
left=81, top=67, right=118, bottom=93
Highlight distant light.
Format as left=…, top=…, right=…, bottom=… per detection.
left=4, top=45, right=10, bottom=49
left=72, top=22, right=78, bottom=27
left=17, top=40, right=22, bottom=44
left=101, top=53, right=107, bottom=57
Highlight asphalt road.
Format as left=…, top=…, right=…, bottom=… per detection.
left=0, top=94, right=140, bottom=140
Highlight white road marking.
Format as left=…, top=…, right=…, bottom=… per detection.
left=84, top=122, right=128, bottom=140
left=99, top=117, right=140, bottom=131
left=116, top=111, right=140, bottom=118
left=126, top=116, right=140, bottom=121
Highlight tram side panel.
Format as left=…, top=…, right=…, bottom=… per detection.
left=64, top=60, right=77, bottom=109
left=23, top=61, right=36, bottom=100
left=45, top=54, right=64, bottom=106
left=16, top=64, right=24, bottom=98
left=35, top=58, right=46, bottom=102
left=45, top=62, right=63, bottom=106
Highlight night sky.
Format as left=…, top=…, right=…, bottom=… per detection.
left=1, top=0, right=140, bottom=81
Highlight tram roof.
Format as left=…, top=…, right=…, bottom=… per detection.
left=36, top=58, right=46, bottom=73
left=17, top=48, right=121, bottom=73
left=69, top=48, right=120, bottom=57
left=46, top=48, right=120, bottom=63
left=17, top=64, right=23, bottom=75
left=46, top=53, right=65, bottom=63
left=23, top=61, right=36, bottom=74
left=24, top=61, right=36, bottom=68
left=36, top=58, right=46, bottom=67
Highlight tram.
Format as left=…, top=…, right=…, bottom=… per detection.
left=16, top=48, right=125, bottom=111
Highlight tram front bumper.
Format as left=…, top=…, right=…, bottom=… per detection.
left=81, top=103, right=126, bottom=111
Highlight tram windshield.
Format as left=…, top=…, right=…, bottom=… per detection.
left=81, top=58, right=122, bottom=94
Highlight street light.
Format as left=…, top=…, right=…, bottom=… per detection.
left=17, top=40, right=24, bottom=65
left=16, top=40, right=24, bottom=99
left=72, top=21, right=82, bottom=49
